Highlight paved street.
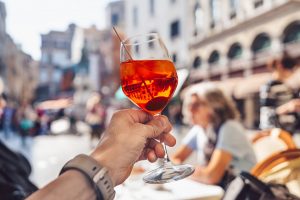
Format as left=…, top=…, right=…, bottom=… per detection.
left=2, top=127, right=299, bottom=189
left=29, top=134, right=92, bottom=187
left=0, top=125, right=192, bottom=188
left=27, top=126, right=192, bottom=187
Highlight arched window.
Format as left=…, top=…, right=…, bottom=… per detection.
left=282, top=21, right=300, bottom=44
left=227, top=43, right=242, bottom=59
left=193, top=56, right=201, bottom=69
left=251, top=33, right=271, bottom=53
left=208, top=50, right=220, bottom=64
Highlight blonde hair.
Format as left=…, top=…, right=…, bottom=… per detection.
left=182, top=83, right=239, bottom=127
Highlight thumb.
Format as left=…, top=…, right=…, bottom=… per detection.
left=143, top=115, right=172, bottom=138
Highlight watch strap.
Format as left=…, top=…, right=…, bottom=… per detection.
left=60, top=154, right=115, bottom=200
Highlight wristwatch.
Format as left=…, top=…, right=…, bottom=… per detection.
left=60, top=154, right=115, bottom=200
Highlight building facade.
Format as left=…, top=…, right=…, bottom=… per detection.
left=189, top=0, right=300, bottom=82
left=188, top=0, right=300, bottom=128
left=124, top=0, right=191, bottom=69
left=123, top=0, right=300, bottom=128
left=0, top=1, right=38, bottom=103
left=0, top=1, right=6, bottom=76
left=41, top=23, right=84, bottom=68
left=39, top=24, right=84, bottom=99
left=106, top=0, right=125, bottom=29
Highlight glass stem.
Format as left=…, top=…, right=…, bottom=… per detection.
left=156, top=113, right=171, bottom=163
left=163, top=143, right=171, bottom=162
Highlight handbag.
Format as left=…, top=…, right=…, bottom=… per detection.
left=0, top=140, right=38, bottom=199
left=222, top=171, right=300, bottom=200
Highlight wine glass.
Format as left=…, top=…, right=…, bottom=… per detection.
left=119, top=32, right=194, bottom=184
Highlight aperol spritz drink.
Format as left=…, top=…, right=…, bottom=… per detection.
left=121, top=59, right=178, bottom=115
left=119, top=33, right=194, bottom=184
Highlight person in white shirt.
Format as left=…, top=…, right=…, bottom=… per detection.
left=173, top=83, right=256, bottom=188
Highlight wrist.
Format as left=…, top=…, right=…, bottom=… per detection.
left=90, top=143, right=118, bottom=186
left=60, top=154, right=115, bottom=200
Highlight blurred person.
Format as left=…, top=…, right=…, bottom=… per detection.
left=172, top=83, right=256, bottom=189
left=1, top=97, right=17, bottom=139
left=277, top=98, right=300, bottom=114
left=277, top=98, right=300, bottom=134
left=16, top=101, right=38, bottom=146
left=259, top=52, right=299, bottom=133
left=34, top=108, right=49, bottom=136
left=168, top=102, right=183, bottom=126
left=85, top=93, right=106, bottom=143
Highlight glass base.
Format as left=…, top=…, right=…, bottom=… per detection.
left=143, top=162, right=195, bottom=184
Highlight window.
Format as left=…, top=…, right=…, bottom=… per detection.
left=229, top=0, right=238, bottom=19
left=208, top=50, right=220, bottom=64
left=210, top=0, right=221, bottom=28
left=251, top=33, right=271, bottom=53
left=194, top=3, right=203, bottom=36
left=111, top=13, right=119, bottom=26
left=254, top=0, right=263, bottom=8
left=150, top=0, right=155, bottom=16
left=172, top=53, right=177, bottom=63
left=148, top=34, right=155, bottom=49
left=134, top=41, right=139, bottom=54
left=133, top=7, right=138, bottom=27
left=170, top=20, right=180, bottom=38
left=228, top=43, right=242, bottom=59
left=193, top=56, right=202, bottom=69
left=282, top=21, right=300, bottom=44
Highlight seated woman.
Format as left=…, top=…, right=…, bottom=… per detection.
left=173, top=83, right=256, bottom=188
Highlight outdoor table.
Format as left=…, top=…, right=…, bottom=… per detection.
left=115, top=176, right=224, bottom=200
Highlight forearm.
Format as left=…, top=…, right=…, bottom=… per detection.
left=190, top=166, right=222, bottom=185
left=190, top=166, right=212, bottom=184
left=27, top=170, right=96, bottom=200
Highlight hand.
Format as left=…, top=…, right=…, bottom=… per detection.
left=277, top=99, right=300, bottom=114
left=90, top=109, right=176, bottom=186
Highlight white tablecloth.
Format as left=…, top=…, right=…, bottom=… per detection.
left=115, top=176, right=224, bottom=200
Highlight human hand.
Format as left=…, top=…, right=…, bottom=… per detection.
left=277, top=99, right=300, bottom=114
left=90, top=109, right=176, bottom=186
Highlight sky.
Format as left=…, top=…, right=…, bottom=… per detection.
left=2, top=0, right=111, bottom=60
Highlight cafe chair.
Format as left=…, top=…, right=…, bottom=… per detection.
left=251, top=128, right=297, bottom=162
left=251, top=149, right=300, bottom=197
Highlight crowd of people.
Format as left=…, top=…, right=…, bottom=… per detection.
left=0, top=92, right=110, bottom=145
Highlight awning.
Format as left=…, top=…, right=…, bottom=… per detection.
left=181, top=73, right=273, bottom=100
left=233, top=70, right=300, bottom=99
left=37, top=98, right=73, bottom=110
left=180, top=77, right=242, bottom=99
left=233, top=73, right=271, bottom=99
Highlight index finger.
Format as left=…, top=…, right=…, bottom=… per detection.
left=159, top=133, right=176, bottom=147
left=115, top=109, right=153, bottom=124
left=142, top=115, right=172, bottom=138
